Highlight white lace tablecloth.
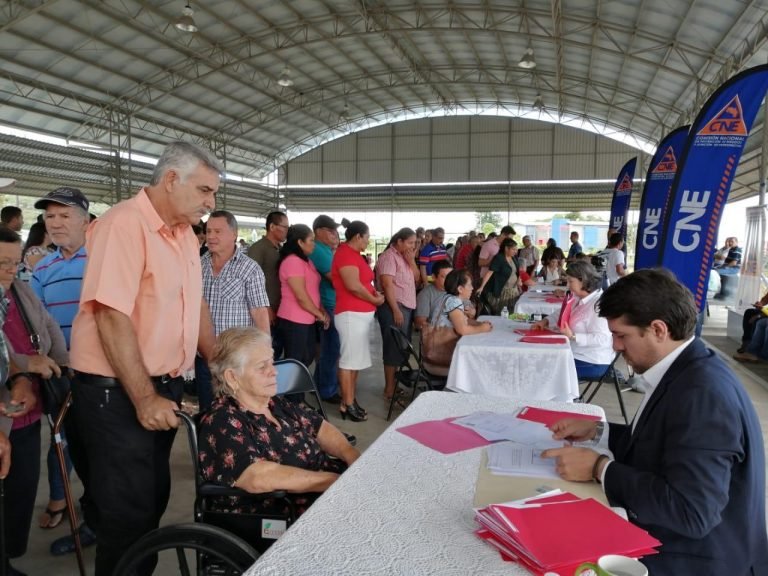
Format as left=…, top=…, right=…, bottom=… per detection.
left=515, top=290, right=565, bottom=317
left=245, top=392, right=604, bottom=576
left=445, top=316, right=579, bottom=402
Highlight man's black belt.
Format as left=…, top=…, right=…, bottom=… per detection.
left=75, top=371, right=184, bottom=388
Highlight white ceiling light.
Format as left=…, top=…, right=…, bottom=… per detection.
left=277, top=67, right=294, bottom=87
left=174, top=3, right=198, bottom=33
left=518, top=46, right=536, bottom=70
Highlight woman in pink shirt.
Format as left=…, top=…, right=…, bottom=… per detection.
left=375, top=227, right=420, bottom=400
left=277, top=224, right=329, bottom=369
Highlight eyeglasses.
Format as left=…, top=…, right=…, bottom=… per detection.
left=274, top=223, right=289, bottom=230
left=0, top=259, right=21, bottom=270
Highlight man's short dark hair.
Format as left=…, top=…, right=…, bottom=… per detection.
left=432, top=260, right=453, bottom=277
left=432, top=227, right=445, bottom=236
left=608, top=232, right=623, bottom=247
left=265, top=211, right=286, bottom=231
left=500, top=225, right=516, bottom=236
left=208, top=210, right=238, bottom=233
left=0, top=206, right=21, bottom=224
left=0, top=226, right=21, bottom=244
left=598, top=269, right=697, bottom=340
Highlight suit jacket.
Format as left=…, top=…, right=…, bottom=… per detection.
left=606, top=338, right=768, bottom=576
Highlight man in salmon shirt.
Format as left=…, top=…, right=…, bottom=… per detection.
left=69, top=141, right=218, bottom=576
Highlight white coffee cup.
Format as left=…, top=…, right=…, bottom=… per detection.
left=573, top=555, right=648, bottom=576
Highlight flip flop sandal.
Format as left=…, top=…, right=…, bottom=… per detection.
left=39, top=506, right=68, bottom=529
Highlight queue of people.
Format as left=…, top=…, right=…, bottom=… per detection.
left=0, top=148, right=764, bottom=576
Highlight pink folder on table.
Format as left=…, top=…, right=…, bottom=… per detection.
left=519, top=336, right=569, bottom=344
left=544, top=296, right=564, bottom=303
left=396, top=417, right=496, bottom=454
left=516, top=406, right=601, bottom=427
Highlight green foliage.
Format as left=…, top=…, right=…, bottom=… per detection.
left=475, top=211, right=503, bottom=234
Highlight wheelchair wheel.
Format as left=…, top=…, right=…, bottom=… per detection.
left=112, top=522, right=260, bottom=576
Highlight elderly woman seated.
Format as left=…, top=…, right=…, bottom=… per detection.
left=198, top=327, right=360, bottom=517
left=533, top=261, right=614, bottom=379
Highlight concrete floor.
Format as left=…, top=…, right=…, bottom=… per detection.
left=11, top=304, right=768, bottom=575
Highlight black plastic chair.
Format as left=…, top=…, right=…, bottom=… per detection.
left=578, top=352, right=630, bottom=424
left=275, top=359, right=356, bottom=446
left=177, top=411, right=297, bottom=556
left=112, top=523, right=259, bottom=576
left=387, top=325, right=447, bottom=421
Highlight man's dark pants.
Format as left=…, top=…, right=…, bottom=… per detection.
left=72, top=375, right=183, bottom=576
left=315, top=305, right=340, bottom=399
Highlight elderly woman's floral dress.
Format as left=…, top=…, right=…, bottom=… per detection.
left=198, top=395, right=346, bottom=516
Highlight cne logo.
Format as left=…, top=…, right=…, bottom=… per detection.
left=616, top=173, right=633, bottom=192
left=697, top=95, right=748, bottom=136
left=652, top=146, right=678, bottom=173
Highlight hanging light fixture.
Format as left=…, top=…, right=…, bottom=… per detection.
left=174, top=3, right=198, bottom=33
left=518, top=46, right=537, bottom=70
left=277, top=67, right=294, bottom=87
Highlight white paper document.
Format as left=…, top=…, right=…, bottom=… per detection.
left=452, top=411, right=560, bottom=445
left=487, top=442, right=561, bottom=479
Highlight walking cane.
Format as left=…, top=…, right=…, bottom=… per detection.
left=51, top=391, right=86, bottom=576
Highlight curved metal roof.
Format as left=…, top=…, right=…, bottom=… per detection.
left=0, top=0, right=766, bottom=200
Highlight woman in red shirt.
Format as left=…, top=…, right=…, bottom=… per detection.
left=331, top=221, right=385, bottom=421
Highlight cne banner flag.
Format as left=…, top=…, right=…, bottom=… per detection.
left=634, top=126, right=689, bottom=270
left=659, top=64, right=768, bottom=312
left=608, top=158, right=637, bottom=242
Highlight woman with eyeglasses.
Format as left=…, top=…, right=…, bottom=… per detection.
left=0, top=226, right=68, bottom=574
left=198, top=327, right=359, bottom=519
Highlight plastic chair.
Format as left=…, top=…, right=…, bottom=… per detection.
left=387, top=325, right=447, bottom=421
left=177, top=411, right=297, bottom=555
left=112, top=523, right=258, bottom=576
left=578, top=352, right=629, bottom=424
left=274, top=358, right=327, bottom=418
left=275, top=359, right=356, bottom=446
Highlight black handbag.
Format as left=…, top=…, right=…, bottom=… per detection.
left=9, top=284, right=70, bottom=417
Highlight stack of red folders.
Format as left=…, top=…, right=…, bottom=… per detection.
left=475, top=491, right=660, bottom=575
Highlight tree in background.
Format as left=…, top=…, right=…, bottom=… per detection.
left=475, top=211, right=503, bottom=236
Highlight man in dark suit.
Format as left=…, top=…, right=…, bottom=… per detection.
left=542, top=268, right=768, bottom=576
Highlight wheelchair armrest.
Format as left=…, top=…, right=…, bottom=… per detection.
left=199, top=482, right=288, bottom=501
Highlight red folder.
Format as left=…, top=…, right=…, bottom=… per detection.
left=516, top=406, right=602, bottom=427
left=520, top=336, right=569, bottom=344
left=514, top=328, right=560, bottom=336
left=477, top=497, right=660, bottom=573
left=487, top=498, right=660, bottom=568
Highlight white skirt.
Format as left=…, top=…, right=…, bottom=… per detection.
left=335, top=310, right=375, bottom=370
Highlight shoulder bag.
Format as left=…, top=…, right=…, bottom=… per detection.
left=10, top=284, right=70, bottom=417
left=420, top=294, right=460, bottom=368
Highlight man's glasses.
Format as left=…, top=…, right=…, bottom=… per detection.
left=0, top=259, right=21, bottom=271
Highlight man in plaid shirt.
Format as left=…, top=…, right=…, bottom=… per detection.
left=197, top=210, right=270, bottom=410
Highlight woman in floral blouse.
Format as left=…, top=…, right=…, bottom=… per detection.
left=198, top=326, right=360, bottom=516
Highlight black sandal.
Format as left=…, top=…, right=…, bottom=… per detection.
left=340, top=403, right=367, bottom=422
left=39, top=505, right=68, bottom=530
